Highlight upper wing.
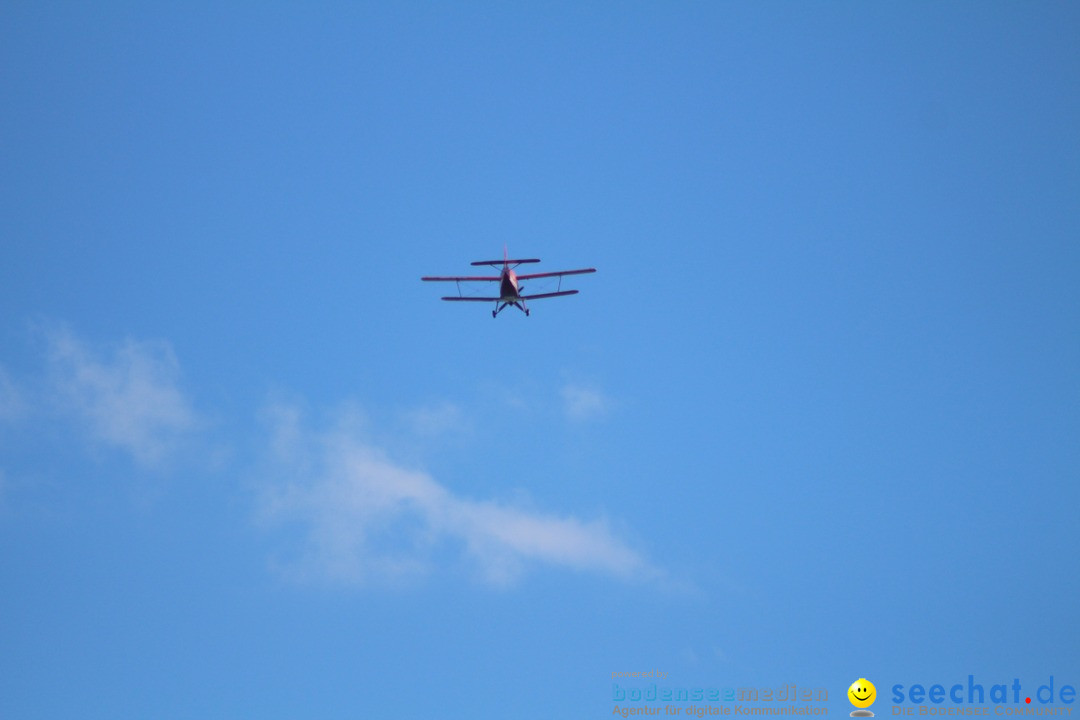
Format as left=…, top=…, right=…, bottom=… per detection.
left=516, top=268, right=596, bottom=280
left=471, top=258, right=540, bottom=267
left=421, top=275, right=500, bottom=282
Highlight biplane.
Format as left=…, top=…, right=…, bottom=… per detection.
left=422, top=250, right=596, bottom=317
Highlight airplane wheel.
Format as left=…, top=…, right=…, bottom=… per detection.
left=492, top=310, right=497, bottom=318
left=525, top=309, right=530, bottom=316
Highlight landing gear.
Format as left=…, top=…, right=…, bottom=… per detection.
left=491, top=300, right=529, bottom=318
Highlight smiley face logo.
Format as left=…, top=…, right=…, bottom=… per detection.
left=848, top=678, right=876, bottom=709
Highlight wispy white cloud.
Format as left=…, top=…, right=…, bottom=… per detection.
left=44, top=327, right=199, bottom=468
left=16, top=324, right=653, bottom=588
left=560, top=383, right=609, bottom=422
left=258, top=403, right=654, bottom=586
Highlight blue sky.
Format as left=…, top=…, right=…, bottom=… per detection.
left=2, top=3, right=1078, bottom=718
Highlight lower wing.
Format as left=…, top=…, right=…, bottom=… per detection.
left=515, top=268, right=596, bottom=280
left=521, top=290, right=579, bottom=300
left=421, top=275, right=499, bottom=282
left=440, top=290, right=578, bottom=302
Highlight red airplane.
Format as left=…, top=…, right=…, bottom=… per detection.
left=422, top=249, right=596, bottom=317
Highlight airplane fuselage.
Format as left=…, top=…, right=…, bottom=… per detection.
left=495, top=265, right=530, bottom=316
left=499, top=266, right=520, bottom=300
